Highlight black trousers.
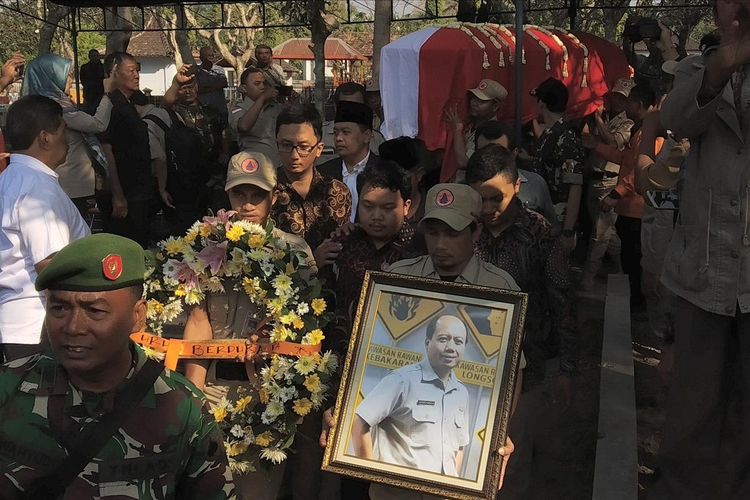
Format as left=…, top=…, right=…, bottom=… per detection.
left=97, top=195, right=152, bottom=248
left=615, top=215, right=643, bottom=303
left=650, top=296, right=750, bottom=500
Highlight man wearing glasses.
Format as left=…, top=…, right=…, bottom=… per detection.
left=272, top=103, right=352, bottom=253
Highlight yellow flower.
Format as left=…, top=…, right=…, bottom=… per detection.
left=174, top=286, right=187, bottom=298
left=303, top=329, right=325, bottom=346
left=227, top=441, right=249, bottom=457
left=311, top=298, right=327, bottom=316
left=293, top=398, right=314, bottom=417
left=279, top=312, right=297, bottom=326
left=212, top=406, right=228, bottom=422
left=199, top=224, right=212, bottom=237
left=285, top=262, right=296, bottom=275
left=184, top=230, right=198, bottom=244
left=292, top=317, right=305, bottom=330
left=272, top=249, right=286, bottom=261
left=271, top=326, right=293, bottom=342
left=234, top=395, right=252, bottom=413
left=185, top=288, right=204, bottom=305
left=226, top=225, right=245, bottom=242
left=259, top=389, right=270, bottom=404
left=255, top=431, right=273, bottom=447
left=273, top=274, right=293, bottom=295
left=268, top=298, right=286, bottom=315
left=304, top=374, right=321, bottom=393
left=248, top=234, right=265, bottom=248
left=163, top=237, right=185, bottom=257
left=295, top=355, right=318, bottom=375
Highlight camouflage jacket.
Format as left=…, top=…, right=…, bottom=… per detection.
left=529, top=118, right=586, bottom=205
left=0, top=343, right=235, bottom=499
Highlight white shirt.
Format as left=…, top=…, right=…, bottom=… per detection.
left=342, top=151, right=370, bottom=222
left=0, top=154, right=90, bottom=344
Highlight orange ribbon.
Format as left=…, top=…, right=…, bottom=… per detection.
left=130, top=332, right=321, bottom=371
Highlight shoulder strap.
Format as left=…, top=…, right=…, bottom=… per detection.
left=143, top=113, right=170, bottom=133
left=27, top=359, right=164, bottom=500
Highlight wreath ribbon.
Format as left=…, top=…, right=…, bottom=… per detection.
left=131, top=332, right=322, bottom=371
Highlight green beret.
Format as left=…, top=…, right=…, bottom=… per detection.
left=36, top=233, right=146, bottom=292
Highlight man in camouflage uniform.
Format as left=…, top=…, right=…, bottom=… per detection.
left=0, top=233, right=235, bottom=499
left=524, top=78, right=585, bottom=248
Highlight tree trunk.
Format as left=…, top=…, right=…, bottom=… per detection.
left=307, top=0, right=333, bottom=117
left=38, top=4, right=71, bottom=55
left=105, top=7, right=133, bottom=54
left=457, top=0, right=476, bottom=22
left=372, top=0, right=392, bottom=83
left=174, top=7, right=194, bottom=66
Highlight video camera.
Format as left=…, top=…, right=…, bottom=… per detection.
left=623, top=18, right=662, bottom=43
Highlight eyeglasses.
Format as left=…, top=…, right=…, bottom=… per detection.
left=276, top=141, right=320, bottom=157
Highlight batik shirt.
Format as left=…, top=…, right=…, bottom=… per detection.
left=530, top=118, right=586, bottom=205
left=475, top=198, right=577, bottom=388
left=272, top=167, right=352, bottom=249
left=328, top=223, right=422, bottom=355
left=0, top=343, right=235, bottom=499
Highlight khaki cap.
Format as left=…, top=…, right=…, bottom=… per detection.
left=225, top=150, right=277, bottom=192
left=468, top=79, right=508, bottom=102
left=421, top=183, right=482, bottom=231
left=611, top=77, right=635, bottom=97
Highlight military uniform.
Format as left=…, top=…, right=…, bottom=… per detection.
left=228, top=97, right=281, bottom=166
left=0, top=232, right=235, bottom=499
left=0, top=345, right=234, bottom=499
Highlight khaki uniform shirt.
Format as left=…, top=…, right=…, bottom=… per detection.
left=229, top=97, right=281, bottom=165
left=356, top=360, right=470, bottom=475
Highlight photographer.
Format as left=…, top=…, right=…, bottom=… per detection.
left=622, top=17, right=679, bottom=97
left=228, top=66, right=281, bottom=164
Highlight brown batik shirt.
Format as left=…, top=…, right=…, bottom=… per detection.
left=272, top=167, right=352, bottom=249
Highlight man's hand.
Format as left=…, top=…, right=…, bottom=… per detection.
left=582, top=133, right=599, bottom=150
left=444, top=104, right=463, bottom=132
left=314, top=238, right=343, bottom=268
left=0, top=53, right=25, bottom=90
left=319, top=407, right=335, bottom=448
left=600, top=194, right=618, bottom=212
left=496, top=437, right=515, bottom=490
left=159, top=189, right=175, bottom=209
left=103, top=63, right=118, bottom=94
left=175, top=64, right=195, bottom=86
left=330, top=222, right=357, bottom=241
left=552, top=374, right=574, bottom=413
left=260, top=85, right=279, bottom=103
left=111, top=193, right=128, bottom=219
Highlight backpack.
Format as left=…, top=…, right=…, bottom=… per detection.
left=144, top=109, right=208, bottom=203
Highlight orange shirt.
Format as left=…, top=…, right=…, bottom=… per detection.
left=594, top=129, right=663, bottom=219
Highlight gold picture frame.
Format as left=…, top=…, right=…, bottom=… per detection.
left=322, top=271, right=528, bottom=499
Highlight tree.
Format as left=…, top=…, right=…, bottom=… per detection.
left=372, top=0, right=392, bottom=82
left=154, top=6, right=195, bottom=67
left=38, top=3, right=71, bottom=55
left=184, top=4, right=261, bottom=74
left=104, top=7, right=134, bottom=53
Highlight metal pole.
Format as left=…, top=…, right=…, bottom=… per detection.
left=514, top=0, right=524, bottom=149
left=71, top=7, right=81, bottom=110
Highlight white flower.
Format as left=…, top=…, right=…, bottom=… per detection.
left=279, top=386, right=298, bottom=402
left=296, top=302, right=310, bottom=316
left=228, top=458, right=254, bottom=475
left=261, top=400, right=284, bottom=424
left=161, top=301, right=183, bottom=322
left=205, top=277, right=225, bottom=293
left=162, top=259, right=180, bottom=280
left=260, top=261, right=275, bottom=277
left=260, top=447, right=288, bottom=465
left=234, top=220, right=266, bottom=235
left=230, top=424, right=245, bottom=438
left=311, top=390, right=326, bottom=408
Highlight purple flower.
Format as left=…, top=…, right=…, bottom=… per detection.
left=197, top=240, right=229, bottom=275
left=203, top=209, right=237, bottom=228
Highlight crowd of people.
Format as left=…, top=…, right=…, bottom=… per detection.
left=1, top=3, right=749, bottom=498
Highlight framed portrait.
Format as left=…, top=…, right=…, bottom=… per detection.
left=322, top=271, right=528, bottom=500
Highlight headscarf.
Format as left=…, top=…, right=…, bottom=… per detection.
left=22, top=53, right=108, bottom=177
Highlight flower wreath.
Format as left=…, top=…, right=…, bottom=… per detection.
left=143, top=210, right=338, bottom=474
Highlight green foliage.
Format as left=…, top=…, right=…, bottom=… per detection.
left=0, top=8, right=39, bottom=62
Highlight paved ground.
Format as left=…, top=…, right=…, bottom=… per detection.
left=528, top=271, right=606, bottom=499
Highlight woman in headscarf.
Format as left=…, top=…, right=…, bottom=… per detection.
left=22, top=53, right=114, bottom=217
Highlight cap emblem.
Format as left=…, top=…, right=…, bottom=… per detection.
left=102, top=254, right=123, bottom=281
left=241, top=158, right=259, bottom=174
left=436, top=189, right=454, bottom=207
left=478, top=81, right=488, bottom=90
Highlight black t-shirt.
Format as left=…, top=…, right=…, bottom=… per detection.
left=80, top=61, right=105, bottom=95
left=103, top=90, right=153, bottom=200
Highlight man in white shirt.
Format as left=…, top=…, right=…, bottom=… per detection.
left=0, top=95, right=90, bottom=362
left=317, top=101, right=380, bottom=221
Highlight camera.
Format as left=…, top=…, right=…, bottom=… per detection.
left=623, top=18, right=662, bottom=43
left=277, top=85, right=293, bottom=97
